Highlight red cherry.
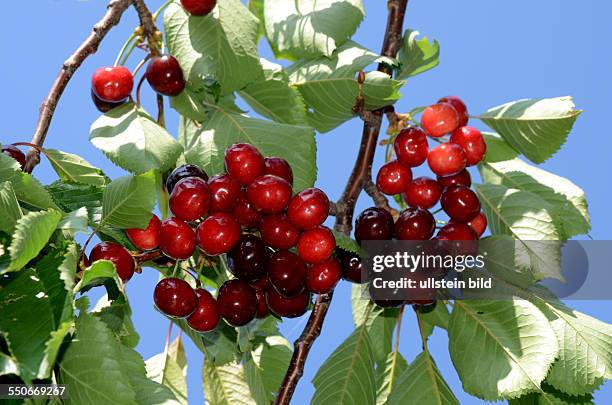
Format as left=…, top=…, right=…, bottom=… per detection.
left=154, top=278, right=198, bottom=318
left=287, top=188, right=330, bottom=230
left=208, top=174, right=241, bottom=213
left=264, top=157, right=293, bottom=186
left=89, top=242, right=135, bottom=282
left=254, top=289, right=269, bottom=318
left=440, top=185, right=481, bottom=222
left=437, top=169, right=471, bottom=189
left=126, top=214, right=161, bottom=251
left=159, top=218, right=196, bottom=260
left=421, top=103, right=460, bottom=137
left=1, top=145, right=26, bottom=169
left=250, top=277, right=269, bottom=291
left=306, top=257, right=342, bottom=294
left=452, top=211, right=487, bottom=237
left=217, top=280, right=258, bottom=327
left=403, top=177, right=441, bottom=209
left=437, top=222, right=477, bottom=240
left=224, top=143, right=265, bottom=185
left=145, top=54, right=185, bottom=96
left=91, top=89, right=126, bottom=112
left=246, top=175, right=292, bottom=214
left=438, top=96, right=469, bottom=127
left=258, top=214, right=300, bottom=250
left=180, top=0, right=216, bottom=16
left=166, top=164, right=209, bottom=194
left=227, top=234, right=268, bottom=281
left=449, top=126, right=487, bottom=166
left=231, top=192, right=262, bottom=229
left=427, top=142, right=467, bottom=177
left=338, top=250, right=368, bottom=284
left=268, top=250, right=307, bottom=298
left=266, top=288, right=311, bottom=318
left=393, top=126, right=429, bottom=167
left=91, top=66, right=133, bottom=102
left=297, top=226, right=336, bottom=264
left=354, top=207, right=394, bottom=242
left=187, top=289, right=220, bottom=332
left=376, top=160, right=412, bottom=195
left=196, top=212, right=241, bottom=256
left=394, top=208, right=435, bottom=240
left=169, top=177, right=211, bottom=222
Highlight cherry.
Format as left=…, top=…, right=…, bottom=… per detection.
left=227, top=234, right=268, bottom=281
left=452, top=211, right=487, bottom=237
left=403, top=177, right=441, bottom=209
left=208, top=174, right=241, bottom=212
left=393, top=126, right=429, bottom=167
left=169, top=177, right=211, bottom=222
left=231, top=192, right=262, bottom=229
left=224, top=143, right=265, bottom=185
left=91, top=66, right=133, bottom=102
left=159, top=218, right=196, bottom=260
left=338, top=250, right=368, bottom=284
left=217, top=280, right=258, bottom=327
left=196, top=212, right=241, bottom=256
left=166, top=164, right=209, bottom=194
left=126, top=214, right=161, bottom=251
left=254, top=289, right=269, bottom=318
left=250, top=277, right=269, bottom=291
left=287, top=188, right=330, bottom=230
left=267, top=250, right=307, bottom=297
left=180, top=0, right=216, bottom=16
left=264, top=157, right=293, bottom=186
left=413, top=300, right=437, bottom=314
left=246, top=175, right=292, bottom=214
left=438, top=96, right=468, bottom=127
left=376, top=160, right=412, bottom=195
left=153, top=278, right=198, bottom=318
left=145, top=54, right=185, bottom=96
left=91, top=89, right=126, bottom=112
left=394, top=208, right=435, bottom=240
left=449, top=126, right=486, bottom=166
left=437, top=222, right=477, bottom=241
left=427, top=142, right=467, bottom=177
left=354, top=207, right=394, bottom=242
left=89, top=242, right=135, bottom=282
left=187, top=289, right=220, bottom=332
left=297, top=226, right=336, bottom=264
left=421, top=102, right=460, bottom=137
left=440, top=185, right=481, bottom=222
left=258, top=214, right=300, bottom=250
left=437, top=169, right=471, bottom=189
left=266, top=288, right=311, bottom=318
left=306, top=257, right=342, bottom=294
left=369, top=281, right=407, bottom=308
left=1, top=145, right=26, bottom=169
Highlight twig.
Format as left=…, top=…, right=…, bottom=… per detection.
left=364, top=178, right=400, bottom=219
left=132, top=0, right=161, bottom=53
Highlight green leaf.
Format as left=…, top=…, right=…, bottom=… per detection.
left=146, top=336, right=188, bottom=405
left=0, top=352, right=19, bottom=377
left=448, top=300, right=558, bottom=400
left=101, top=172, right=156, bottom=229
left=482, top=132, right=520, bottom=163
left=387, top=352, right=459, bottom=405
left=75, top=260, right=124, bottom=300
left=243, top=335, right=292, bottom=405
left=47, top=181, right=103, bottom=223
left=479, top=97, right=581, bottom=163
left=0, top=181, right=22, bottom=233
left=203, top=358, right=256, bottom=405
left=164, top=0, right=262, bottom=95
left=333, top=231, right=362, bottom=255
left=44, top=149, right=107, bottom=186
left=419, top=303, right=450, bottom=338
left=509, top=384, right=594, bottom=405
left=396, top=29, right=440, bottom=79
left=34, top=245, right=76, bottom=325
left=93, top=294, right=140, bottom=349
left=375, top=350, right=408, bottom=405
left=174, top=319, right=239, bottom=365
left=248, top=0, right=264, bottom=39
left=57, top=207, right=89, bottom=238
left=264, top=0, right=365, bottom=60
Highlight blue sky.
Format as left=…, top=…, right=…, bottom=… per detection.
left=3, top=0, right=612, bottom=403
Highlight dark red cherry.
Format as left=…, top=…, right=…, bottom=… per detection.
left=338, top=250, right=368, bottom=284
left=208, top=174, right=241, bottom=212
left=231, top=192, right=262, bottom=229
left=421, top=102, right=460, bottom=137
left=250, top=277, right=269, bottom=291
left=246, top=175, right=292, bottom=214
left=403, top=177, right=441, bottom=209
left=437, top=169, right=471, bottom=189
left=91, top=89, right=126, bottom=112
left=196, top=212, right=241, bottom=256
left=187, top=289, right=220, bottom=332
left=217, top=280, right=258, bottom=327
left=145, top=54, right=185, bottom=96
left=437, top=222, right=477, bottom=240
left=159, top=218, right=196, bottom=260
left=393, top=126, right=429, bottom=167
left=154, top=277, right=198, bottom=318
left=267, top=250, right=307, bottom=298
left=306, top=257, right=342, bottom=294
left=354, top=207, right=394, bottom=242
left=369, top=281, right=407, bottom=308
left=258, top=214, right=300, bottom=250
left=180, top=0, right=217, bottom=16
left=1, top=145, right=26, bottom=169
left=438, top=96, right=468, bottom=127
left=264, top=157, right=293, bottom=185
left=227, top=234, right=268, bottom=281
left=427, top=142, right=467, bottom=177
left=266, top=288, right=311, bottom=318
left=89, top=242, right=135, bottom=282
left=394, top=208, right=435, bottom=240
left=287, top=188, right=330, bottom=230
left=91, top=66, right=133, bottom=102
left=254, top=289, right=269, bottom=318
left=297, top=226, right=336, bottom=264
left=376, top=160, right=412, bottom=195
left=224, top=143, right=265, bottom=185
left=166, top=164, right=209, bottom=193
left=440, top=185, right=481, bottom=222
left=450, top=126, right=487, bottom=166
left=451, top=211, right=487, bottom=237
left=169, top=177, right=211, bottom=221
left=126, top=214, right=161, bottom=251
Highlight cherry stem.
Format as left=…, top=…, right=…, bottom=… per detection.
left=135, top=74, right=147, bottom=106
left=132, top=55, right=151, bottom=77
left=115, top=32, right=138, bottom=66
left=133, top=249, right=163, bottom=264
left=416, top=311, right=430, bottom=353
left=156, top=94, right=165, bottom=126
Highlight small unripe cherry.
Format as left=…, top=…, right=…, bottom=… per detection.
left=91, top=66, right=133, bottom=102
left=258, top=214, right=300, bottom=250
left=403, top=177, right=441, bottom=209
left=169, top=177, right=211, bottom=222
left=154, top=278, right=198, bottom=318
left=196, top=213, right=241, bottom=256
left=266, top=288, right=311, bottom=318
left=267, top=250, right=307, bottom=298
left=1, top=145, right=26, bottom=169
left=126, top=214, right=161, bottom=251
left=297, top=226, right=336, bottom=264
left=145, top=54, right=186, bottom=96
left=354, top=207, right=394, bottom=242
left=421, top=102, right=460, bottom=137
left=224, top=143, right=265, bottom=185
left=440, top=185, right=481, bottom=223
left=187, top=289, right=220, bottom=332
left=438, top=96, right=469, bottom=127
left=437, top=169, right=471, bottom=189
left=427, top=142, right=467, bottom=177
left=306, top=257, right=342, bottom=294
left=89, top=242, right=135, bottom=282
left=217, top=280, right=258, bottom=327
left=394, top=208, right=435, bottom=241
left=246, top=175, right=292, bottom=214
left=449, top=126, right=487, bottom=166
left=287, top=188, right=330, bottom=230
left=208, top=174, right=241, bottom=212
left=180, top=0, right=217, bottom=16
left=159, top=218, right=197, bottom=260
left=393, top=126, right=429, bottom=167
left=264, top=157, right=293, bottom=185
left=376, top=160, right=412, bottom=195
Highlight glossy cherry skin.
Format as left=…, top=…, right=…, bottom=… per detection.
left=403, top=177, right=441, bottom=209
left=224, top=143, right=265, bottom=185
left=450, top=126, right=487, bottom=166
left=354, top=207, right=394, bottom=242
left=91, top=89, right=126, bottom=113
left=217, top=280, right=258, bottom=327
left=421, top=102, right=460, bottom=138
left=166, top=164, right=209, bottom=194
left=227, top=234, right=268, bottom=281
left=169, top=177, right=211, bottom=221
left=306, top=257, right=342, bottom=294
left=154, top=278, right=197, bottom=318
left=441, top=185, right=481, bottom=222
left=297, top=226, right=336, bottom=264
left=438, top=96, right=468, bottom=127
left=91, top=66, right=133, bottom=102
left=266, top=288, right=311, bottom=318
left=126, top=214, right=161, bottom=251
left=145, top=54, right=185, bottom=96
left=287, top=188, right=330, bottom=230
left=159, top=218, right=197, bottom=259
left=246, top=175, right=292, bottom=214
left=250, top=276, right=269, bottom=291
left=394, top=208, right=435, bottom=240
left=264, top=157, right=293, bottom=186
left=376, top=160, right=412, bottom=195
left=258, top=213, right=300, bottom=250
left=231, top=192, right=262, bottom=229
left=180, top=0, right=217, bottom=16
left=427, top=142, right=467, bottom=177
left=196, top=213, right=241, bottom=256
left=89, top=242, right=135, bottom=282
left=437, top=169, right=471, bottom=189
left=267, top=250, right=307, bottom=297
left=254, top=289, right=269, bottom=318
left=451, top=211, right=487, bottom=237
left=1, top=145, right=26, bottom=169
left=393, top=126, right=429, bottom=167
left=338, top=250, right=368, bottom=284
left=208, top=174, right=241, bottom=212
left=437, top=222, right=477, bottom=240
left=187, top=289, right=220, bottom=332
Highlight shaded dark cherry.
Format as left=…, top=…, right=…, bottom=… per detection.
left=437, top=222, right=477, bottom=240
left=224, top=143, right=264, bottom=185
left=91, top=89, right=126, bottom=112
left=246, top=175, right=292, bottom=214
left=354, top=207, right=394, bottom=242
left=217, top=280, right=258, bottom=327
left=376, top=160, right=412, bottom=195
left=159, top=218, right=196, bottom=260
left=267, top=250, right=307, bottom=298
left=427, top=142, right=467, bottom=177
left=450, top=126, right=487, bottom=166
left=227, top=234, right=268, bottom=281
left=452, top=211, right=487, bottom=237
left=287, top=188, right=330, bottom=230
left=264, top=156, right=293, bottom=185
left=196, top=212, right=241, bottom=256
left=338, top=250, right=368, bottom=284
left=169, top=177, right=211, bottom=222
left=153, top=277, right=197, bottom=318
left=297, top=226, right=336, bottom=264
left=91, top=66, right=133, bottom=102
left=306, top=257, right=342, bottom=294
left=126, top=214, right=161, bottom=251
left=258, top=213, right=300, bottom=250
left=438, top=96, right=468, bottom=127
left=421, top=102, right=460, bottom=137
left=437, top=169, right=471, bottom=189
left=231, top=192, right=262, bottom=229
left=369, top=281, right=407, bottom=308
left=440, top=185, right=481, bottom=222
left=187, top=289, right=220, bottom=332
left=1, top=145, right=26, bottom=169
left=266, top=288, right=311, bottom=318
left=254, top=289, right=269, bottom=318
left=403, top=177, right=441, bottom=209
left=250, top=277, right=269, bottom=291
left=180, top=0, right=217, bottom=16
left=166, top=164, right=209, bottom=193
left=394, top=207, right=435, bottom=240
left=393, top=126, right=429, bottom=167
left=89, top=242, right=135, bottom=282
left=145, top=54, right=185, bottom=96
left=208, top=173, right=241, bottom=212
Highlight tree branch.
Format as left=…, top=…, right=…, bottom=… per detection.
left=274, top=1, right=409, bottom=404
left=132, top=0, right=161, bottom=52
